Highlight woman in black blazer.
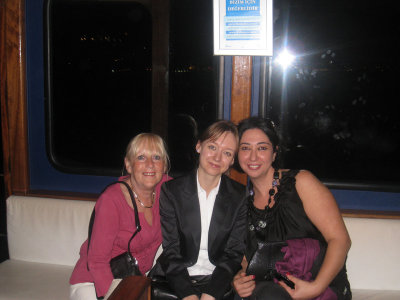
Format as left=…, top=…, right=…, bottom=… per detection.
left=151, top=120, right=247, bottom=300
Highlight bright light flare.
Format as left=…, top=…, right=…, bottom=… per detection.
left=275, top=49, right=295, bottom=69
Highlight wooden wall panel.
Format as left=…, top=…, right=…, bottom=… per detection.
left=0, top=0, right=9, bottom=195
left=1, top=0, right=29, bottom=196
left=230, top=56, right=252, bottom=185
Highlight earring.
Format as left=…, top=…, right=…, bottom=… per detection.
left=121, top=164, right=126, bottom=176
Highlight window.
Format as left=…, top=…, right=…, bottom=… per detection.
left=46, top=0, right=153, bottom=176
left=168, top=0, right=220, bottom=176
left=26, top=0, right=399, bottom=200
left=265, top=0, right=399, bottom=191
left=26, top=0, right=219, bottom=192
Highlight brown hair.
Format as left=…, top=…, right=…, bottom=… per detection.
left=198, top=120, right=239, bottom=150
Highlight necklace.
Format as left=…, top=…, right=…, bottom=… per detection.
left=128, top=179, right=155, bottom=208
left=265, top=170, right=280, bottom=210
left=132, top=189, right=155, bottom=208
left=249, top=169, right=280, bottom=232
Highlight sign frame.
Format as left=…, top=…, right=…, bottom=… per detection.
left=213, top=0, right=273, bottom=56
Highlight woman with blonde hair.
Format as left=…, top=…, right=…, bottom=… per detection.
left=70, top=133, right=171, bottom=300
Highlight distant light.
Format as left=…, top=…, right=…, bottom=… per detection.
left=275, top=49, right=295, bottom=69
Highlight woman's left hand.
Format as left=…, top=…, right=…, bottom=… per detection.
left=278, top=274, right=322, bottom=300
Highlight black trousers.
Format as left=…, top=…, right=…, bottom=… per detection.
left=151, top=275, right=234, bottom=300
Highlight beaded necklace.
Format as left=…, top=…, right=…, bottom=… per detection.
left=249, top=170, right=280, bottom=232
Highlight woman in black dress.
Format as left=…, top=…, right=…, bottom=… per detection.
left=232, top=117, right=352, bottom=300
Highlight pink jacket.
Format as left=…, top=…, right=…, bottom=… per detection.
left=70, top=174, right=170, bottom=297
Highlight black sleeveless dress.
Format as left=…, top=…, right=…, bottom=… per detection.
left=246, top=170, right=352, bottom=299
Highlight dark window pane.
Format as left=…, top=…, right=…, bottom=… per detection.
left=168, top=0, right=218, bottom=176
left=269, top=0, right=399, bottom=189
left=47, top=0, right=152, bottom=175
left=46, top=0, right=218, bottom=177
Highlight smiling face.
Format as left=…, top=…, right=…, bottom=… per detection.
left=238, top=128, right=277, bottom=180
left=196, top=131, right=237, bottom=179
left=125, top=141, right=165, bottom=192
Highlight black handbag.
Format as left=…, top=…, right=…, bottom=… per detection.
left=87, top=180, right=142, bottom=278
left=246, top=240, right=287, bottom=281
left=246, top=240, right=295, bottom=288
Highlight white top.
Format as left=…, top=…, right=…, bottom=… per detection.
left=187, top=172, right=221, bottom=276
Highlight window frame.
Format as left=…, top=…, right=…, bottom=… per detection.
left=1, top=0, right=399, bottom=217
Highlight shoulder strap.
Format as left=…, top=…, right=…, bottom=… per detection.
left=117, top=181, right=142, bottom=254
left=87, top=181, right=142, bottom=270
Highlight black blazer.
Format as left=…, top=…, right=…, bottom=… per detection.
left=153, top=170, right=247, bottom=299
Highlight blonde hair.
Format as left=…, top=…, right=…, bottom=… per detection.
left=125, top=133, right=170, bottom=173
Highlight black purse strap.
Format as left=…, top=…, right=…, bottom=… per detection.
left=87, top=180, right=142, bottom=269
left=117, top=181, right=142, bottom=255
